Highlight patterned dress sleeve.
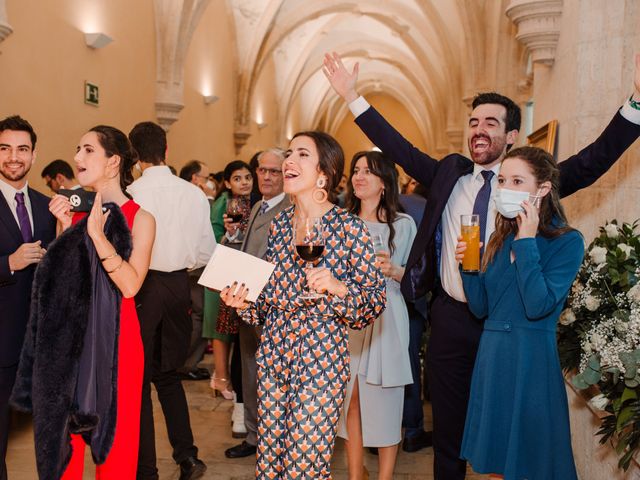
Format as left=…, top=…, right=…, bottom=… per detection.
left=328, top=215, right=386, bottom=330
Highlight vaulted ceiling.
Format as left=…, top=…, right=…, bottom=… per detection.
left=223, top=0, right=531, bottom=155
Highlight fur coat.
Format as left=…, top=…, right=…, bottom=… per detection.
left=10, top=204, right=132, bottom=480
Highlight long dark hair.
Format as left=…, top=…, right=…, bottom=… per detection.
left=482, top=146, right=573, bottom=270
left=292, top=131, right=344, bottom=203
left=90, top=125, right=138, bottom=194
left=347, top=151, right=403, bottom=254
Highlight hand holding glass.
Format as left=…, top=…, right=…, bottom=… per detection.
left=372, top=234, right=390, bottom=278
left=460, top=214, right=480, bottom=272
left=293, top=218, right=326, bottom=300
left=226, top=197, right=243, bottom=223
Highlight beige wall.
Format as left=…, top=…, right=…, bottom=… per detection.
left=167, top=0, right=238, bottom=175
left=529, top=1, right=640, bottom=477
left=0, top=0, right=261, bottom=190
left=533, top=1, right=640, bottom=243
left=0, top=0, right=157, bottom=193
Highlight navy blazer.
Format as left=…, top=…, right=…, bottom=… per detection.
left=0, top=187, right=56, bottom=367
left=355, top=107, right=640, bottom=301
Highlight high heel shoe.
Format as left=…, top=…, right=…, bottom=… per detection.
left=210, top=376, right=234, bottom=400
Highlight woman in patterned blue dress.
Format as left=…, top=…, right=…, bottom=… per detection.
left=221, top=131, right=386, bottom=479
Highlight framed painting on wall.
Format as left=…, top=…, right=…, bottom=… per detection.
left=527, top=119, right=558, bottom=155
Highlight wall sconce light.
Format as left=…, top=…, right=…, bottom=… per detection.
left=84, top=32, right=113, bottom=49
left=203, top=95, right=219, bottom=105
left=257, top=122, right=268, bottom=129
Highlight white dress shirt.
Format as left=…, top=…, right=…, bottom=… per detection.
left=0, top=179, right=34, bottom=233
left=262, top=192, right=286, bottom=213
left=127, top=166, right=216, bottom=272
left=349, top=94, right=640, bottom=302
left=440, top=164, right=500, bottom=302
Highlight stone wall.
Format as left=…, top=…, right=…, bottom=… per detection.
left=529, top=1, right=640, bottom=478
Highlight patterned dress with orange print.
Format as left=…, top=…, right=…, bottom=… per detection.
left=242, top=205, right=386, bottom=479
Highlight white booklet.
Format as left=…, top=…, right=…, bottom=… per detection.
left=197, top=244, right=275, bottom=302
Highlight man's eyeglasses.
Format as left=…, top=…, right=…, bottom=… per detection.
left=257, top=167, right=282, bottom=176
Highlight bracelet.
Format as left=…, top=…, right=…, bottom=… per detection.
left=100, top=251, right=119, bottom=262
left=630, top=95, right=640, bottom=111
left=106, top=258, right=124, bottom=274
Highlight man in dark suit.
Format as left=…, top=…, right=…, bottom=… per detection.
left=224, top=148, right=290, bottom=459
left=0, top=115, right=56, bottom=480
left=324, top=52, right=640, bottom=479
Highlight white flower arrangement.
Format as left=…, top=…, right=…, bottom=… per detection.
left=558, top=220, right=640, bottom=471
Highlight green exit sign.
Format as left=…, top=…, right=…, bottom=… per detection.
left=85, top=82, right=99, bottom=106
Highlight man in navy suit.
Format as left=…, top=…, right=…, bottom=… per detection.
left=324, top=52, right=640, bottom=479
left=0, top=116, right=56, bottom=480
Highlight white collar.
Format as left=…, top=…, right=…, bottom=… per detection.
left=0, top=178, right=29, bottom=198
left=472, top=162, right=501, bottom=181
left=262, top=191, right=286, bottom=209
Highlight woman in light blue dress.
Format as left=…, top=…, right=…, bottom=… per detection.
left=456, top=146, right=582, bottom=480
left=337, top=151, right=416, bottom=480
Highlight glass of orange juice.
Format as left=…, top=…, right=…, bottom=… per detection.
left=461, top=214, right=480, bottom=272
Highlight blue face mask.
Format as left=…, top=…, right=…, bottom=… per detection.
left=494, top=188, right=542, bottom=218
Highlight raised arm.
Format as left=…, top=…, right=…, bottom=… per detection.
left=559, top=53, right=640, bottom=198
left=323, top=52, right=439, bottom=188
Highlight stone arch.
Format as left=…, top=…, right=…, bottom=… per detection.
left=233, top=0, right=466, bottom=144
left=154, top=0, right=211, bottom=131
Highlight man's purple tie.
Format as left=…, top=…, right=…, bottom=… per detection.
left=15, top=192, right=33, bottom=243
left=472, top=170, right=494, bottom=257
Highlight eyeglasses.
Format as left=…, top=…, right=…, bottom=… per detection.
left=257, top=167, right=282, bottom=176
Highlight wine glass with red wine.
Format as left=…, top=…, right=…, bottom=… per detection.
left=293, top=217, right=326, bottom=300
left=226, top=197, right=244, bottom=223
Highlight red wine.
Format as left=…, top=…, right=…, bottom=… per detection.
left=227, top=213, right=243, bottom=222
left=296, top=244, right=324, bottom=262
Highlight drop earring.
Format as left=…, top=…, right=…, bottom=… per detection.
left=312, top=176, right=328, bottom=204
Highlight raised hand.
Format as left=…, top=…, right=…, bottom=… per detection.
left=515, top=200, right=539, bottom=240
left=87, top=192, right=110, bottom=241
left=322, top=52, right=360, bottom=103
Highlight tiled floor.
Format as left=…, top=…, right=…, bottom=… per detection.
left=6, top=361, right=489, bottom=479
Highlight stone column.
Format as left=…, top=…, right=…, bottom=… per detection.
left=0, top=0, right=13, bottom=43
left=154, top=0, right=210, bottom=131
left=506, top=0, right=563, bottom=66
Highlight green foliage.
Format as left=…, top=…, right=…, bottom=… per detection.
left=558, top=219, right=640, bottom=471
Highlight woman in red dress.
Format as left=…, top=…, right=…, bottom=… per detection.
left=49, top=125, right=155, bottom=478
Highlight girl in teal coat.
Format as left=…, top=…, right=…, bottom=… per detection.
left=455, top=146, right=583, bottom=480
